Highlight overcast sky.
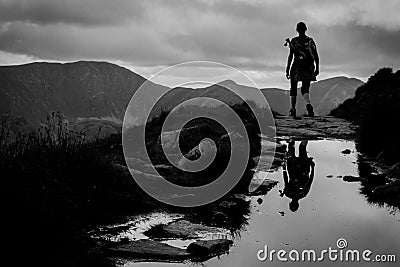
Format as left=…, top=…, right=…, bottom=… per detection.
left=0, top=0, right=399, bottom=88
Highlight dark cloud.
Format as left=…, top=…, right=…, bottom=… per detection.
left=0, top=0, right=145, bottom=26
left=312, top=23, right=400, bottom=76
left=0, top=0, right=399, bottom=86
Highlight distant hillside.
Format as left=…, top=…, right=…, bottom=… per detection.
left=259, top=77, right=363, bottom=116
left=151, top=77, right=363, bottom=119
left=0, top=61, right=362, bottom=128
left=331, top=67, right=400, bottom=163
left=0, top=61, right=168, bottom=126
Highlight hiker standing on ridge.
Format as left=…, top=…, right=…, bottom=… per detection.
left=285, top=22, right=319, bottom=118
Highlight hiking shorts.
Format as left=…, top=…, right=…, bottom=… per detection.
left=290, top=79, right=310, bottom=96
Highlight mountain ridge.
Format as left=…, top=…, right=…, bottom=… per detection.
left=0, top=61, right=363, bottom=127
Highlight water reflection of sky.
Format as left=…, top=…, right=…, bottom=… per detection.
left=125, top=140, right=400, bottom=267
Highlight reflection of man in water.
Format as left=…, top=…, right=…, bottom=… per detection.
left=280, top=140, right=315, bottom=212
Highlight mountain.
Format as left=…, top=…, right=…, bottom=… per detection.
left=0, top=61, right=168, bottom=126
left=310, top=76, right=364, bottom=115
left=157, top=76, right=363, bottom=117
left=146, top=76, right=363, bottom=121
left=0, top=61, right=363, bottom=129
left=258, top=77, right=363, bottom=116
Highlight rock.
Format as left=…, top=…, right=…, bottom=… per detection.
left=272, top=157, right=284, bottom=167
left=341, top=149, right=352, bottom=154
left=159, top=125, right=222, bottom=156
left=276, top=127, right=322, bottom=139
left=230, top=193, right=250, bottom=202
left=187, top=139, right=216, bottom=160
left=186, top=239, right=233, bottom=256
left=219, top=200, right=237, bottom=209
left=257, top=198, right=263, bottom=204
left=253, top=155, right=275, bottom=171
left=212, top=211, right=228, bottom=224
left=177, top=139, right=216, bottom=170
left=145, top=220, right=223, bottom=239
left=386, top=163, right=400, bottom=178
left=372, top=180, right=400, bottom=198
left=218, top=131, right=246, bottom=151
left=260, top=140, right=278, bottom=154
left=275, top=116, right=357, bottom=140
left=159, top=129, right=181, bottom=154
left=343, top=175, right=365, bottom=182
left=248, top=179, right=279, bottom=196
left=376, top=148, right=399, bottom=163
left=276, top=142, right=287, bottom=151
left=126, top=157, right=158, bottom=174
left=274, top=151, right=286, bottom=159
left=153, top=164, right=174, bottom=171
left=107, top=239, right=190, bottom=261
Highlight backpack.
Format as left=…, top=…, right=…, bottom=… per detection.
left=285, top=36, right=316, bottom=63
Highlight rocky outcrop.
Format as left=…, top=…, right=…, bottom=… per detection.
left=369, top=180, right=400, bottom=208
left=331, top=68, right=400, bottom=163
left=107, top=239, right=190, bottom=261
left=386, top=163, right=400, bottom=179
left=248, top=179, right=279, bottom=196
left=178, top=139, right=216, bottom=170
left=187, top=239, right=233, bottom=256
left=275, top=116, right=357, bottom=140
left=144, top=220, right=225, bottom=239
left=107, top=238, right=233, bottom=262
left=372, top=180, right=400, bottom=199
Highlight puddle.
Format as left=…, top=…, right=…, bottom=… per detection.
left=96, top=139, right=400, bottom=266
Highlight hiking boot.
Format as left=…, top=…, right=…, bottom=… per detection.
left=289, top=108, right=296, bottom=118
left=306, top=104, right=314, bottom=117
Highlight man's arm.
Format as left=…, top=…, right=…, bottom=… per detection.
left=297, top=161, right=315, bottom=199
left=280, top=167, right=289, bottom=197
left=286, top=49, right=293, bottom=79
left=304, top=160, right=315, bottom=192
left=282, top=158, right=289, bottom=185
left=283, top=169, right=289, bottom=185
left=312, top=39, right=319, bottom=76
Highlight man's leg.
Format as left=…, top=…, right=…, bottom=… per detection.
left=286, top=140, right=296, bottom=178
left=290, top=79, right=298, bottom=117
left=291, top=96, right=297, bottom=108
left=301, top=80, right=311, bottom=104
left=303, top=93, right=311, bottom=105
left=299, top=140, right=308, bottom=158
left=301, top=81, right=314, bottom=117
left=288, top=139, right=295, bottom=157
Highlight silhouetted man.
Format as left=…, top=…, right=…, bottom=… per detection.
left=280, top=140, right=315, bottom=212
left=285, top=22, right=319, bottom=118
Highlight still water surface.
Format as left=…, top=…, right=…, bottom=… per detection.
left=120, top=139, right=400, bottom=266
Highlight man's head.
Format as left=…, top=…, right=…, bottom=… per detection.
left=289, top=199, right=300, bottom=212
left=296, top=22, right=307, bottom=34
